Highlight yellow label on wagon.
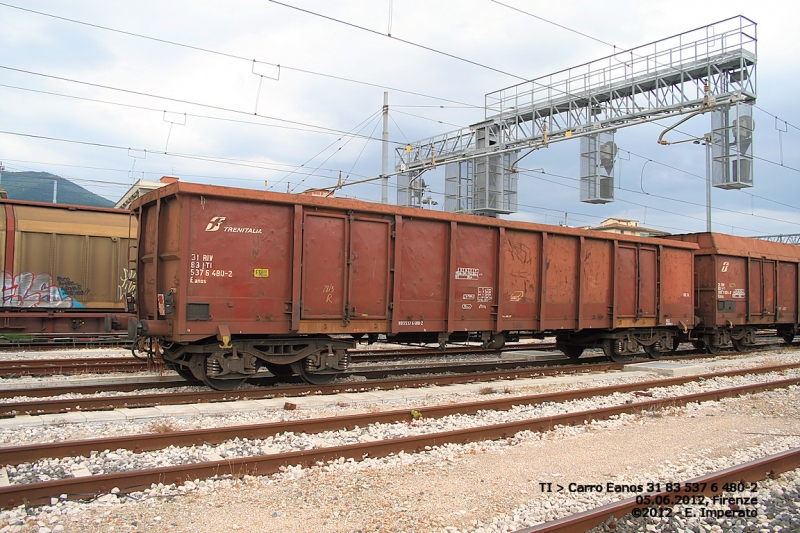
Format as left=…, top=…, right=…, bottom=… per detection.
left=253, top=268, right=270, bottom=278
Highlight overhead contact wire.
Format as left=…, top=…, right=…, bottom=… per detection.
left=0, top=1, right=480, bottom=109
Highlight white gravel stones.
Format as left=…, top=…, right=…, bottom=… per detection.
left=4, top=373, right=799, bottom=486
left=0, top=346, right=798, bottom=532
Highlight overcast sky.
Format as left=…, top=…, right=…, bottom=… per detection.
left=0, top=0, right=798, bottom=236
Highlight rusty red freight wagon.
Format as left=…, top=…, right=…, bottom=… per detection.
left=130, top=182, right=697, bottom=389
left=0, top=198, right=135, bottom=340
left=666, top=233, right=800, bottom=352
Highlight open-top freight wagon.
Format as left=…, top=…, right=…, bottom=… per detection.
left=129, top=182, right=698, bottom=389
left=667, top=232, right=800, bottom=351
left=0, top=198, right=135, bottom=341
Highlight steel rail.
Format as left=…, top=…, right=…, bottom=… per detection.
left=348, top=342, right=559, bottom=361
left=1, top=362, right=799, bottom=465
left=0, top=337, right=791, bottom=378
left=2, top=355, right=799, bottom=418
left=0, top=375, right=798, bottom=508
left=0, top=358, right=150, bottom=377
left=0, top=360, right=614, bottom=416
left=514, top=447, right=800, bottom=533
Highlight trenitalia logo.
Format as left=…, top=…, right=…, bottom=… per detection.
left=205, top=217, right=227, bottom=231
left=204, top=216, right=263, bottom=234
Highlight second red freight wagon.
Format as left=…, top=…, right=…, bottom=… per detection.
left=130, top=182, right=697, bottom=389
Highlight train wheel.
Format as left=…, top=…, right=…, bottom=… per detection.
left=704, top=336, right=721, bottom=354
left=781, top=331, right=795, bottom=344
left=558, top=343, right=584, bottom=361
left=643, top=343, right=664, bottom=360
left=291, top=359, right=337, bottom=385
left=691, top=339, right=706, bottom=351
left=731, top=338, right=747, bottom=352
left=487, top=333, right=506, bottom=350
left=264, top=363, right=294, bottom=378
left=165, top=360, right=200, bottom=382
left=189, top=353, right=248, bottom=391
left=601, top=339, right=632, bottom=362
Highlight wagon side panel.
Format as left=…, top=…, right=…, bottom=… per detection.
left=659, top=247, right=694, bottom=326
left=395, top=217, right=448, bottom=333
left=179, top=196, right=294, bottom=338
left=543, top=234, right=578, bottom=330
left=580, top=238, right=612, bottom=329
left=451, top=223, right=497, bottom=332
left=778, top=262, right=798, bottom=325
left=501, top=229, right=541, bottom=331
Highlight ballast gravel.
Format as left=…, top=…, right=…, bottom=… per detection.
left=0, top=347, right=799, bottom=532
left=2, top=349, right=799, bottom=449
left=4, top=372, right=800, bottom=486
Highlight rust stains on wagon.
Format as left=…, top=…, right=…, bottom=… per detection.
left=666, top=232, right=800, bottom=351
left=130, top=182, right=698, bottom=389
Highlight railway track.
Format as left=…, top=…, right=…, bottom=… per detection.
left=2, top=344, right=798, bottom=416
left=0, top=365, right=797, bottom=508
left=0, top=358, right=615, bottom=417
left=0, top=334, right=792, bottom=379
left=0, top=342, right=560, bottom=377
left=0, top=357, right=151, bottom=377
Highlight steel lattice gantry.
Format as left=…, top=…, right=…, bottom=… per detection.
left=752, top=234, right=800, bottom=245
left=396, top=16, right=757, bottom=215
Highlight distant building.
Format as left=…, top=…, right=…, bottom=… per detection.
left=578, top=218, right=669, bottom=237
left=116, top=176, right=178, bottom=209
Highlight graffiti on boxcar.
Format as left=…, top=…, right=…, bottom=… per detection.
left=118, top=268, right=136, bottom=299
left=57, top=277, right=91, bottom=297
left=2, top=271, right=84, bottom=308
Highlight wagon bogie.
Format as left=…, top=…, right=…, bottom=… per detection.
left=557, top=327, right=678, bottom=361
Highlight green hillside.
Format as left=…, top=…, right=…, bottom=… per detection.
left=0, top=171, right=114, bottom=207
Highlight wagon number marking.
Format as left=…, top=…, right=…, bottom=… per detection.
left=324, top=284, right=335, bottom=303
left=190, top=253, right=233, bottom=283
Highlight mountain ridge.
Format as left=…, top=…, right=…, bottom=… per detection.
left=0, top=171, right=115, bottom=208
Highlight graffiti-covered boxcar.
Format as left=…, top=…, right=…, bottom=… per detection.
left=0, top=198, right=136, bottom=338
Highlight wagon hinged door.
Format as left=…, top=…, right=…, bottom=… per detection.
left=615, top=245, right=657, bottom=320
left=300, top=213, right=390, bottom=321
left=748, top=258, right=776, bottom=318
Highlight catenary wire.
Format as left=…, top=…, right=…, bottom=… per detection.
left=288, top=110, right=384, bottom=192
left=619, top=148, right=800, bottom=214
left=0, top=1, right=481, bottom=109
left=0, top=128, right=380, bottom=181
left=267, top=0, right=528, bottom=82
left=489, top=0, right=617, bottom=49
left=0, top=82, right=374, bottom=138
left=532, top=168, right=800, bottom=231
left=0, top=64, right=407, bottom=145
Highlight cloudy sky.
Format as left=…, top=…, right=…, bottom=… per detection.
left=0, top=0, right=798, bottom=236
